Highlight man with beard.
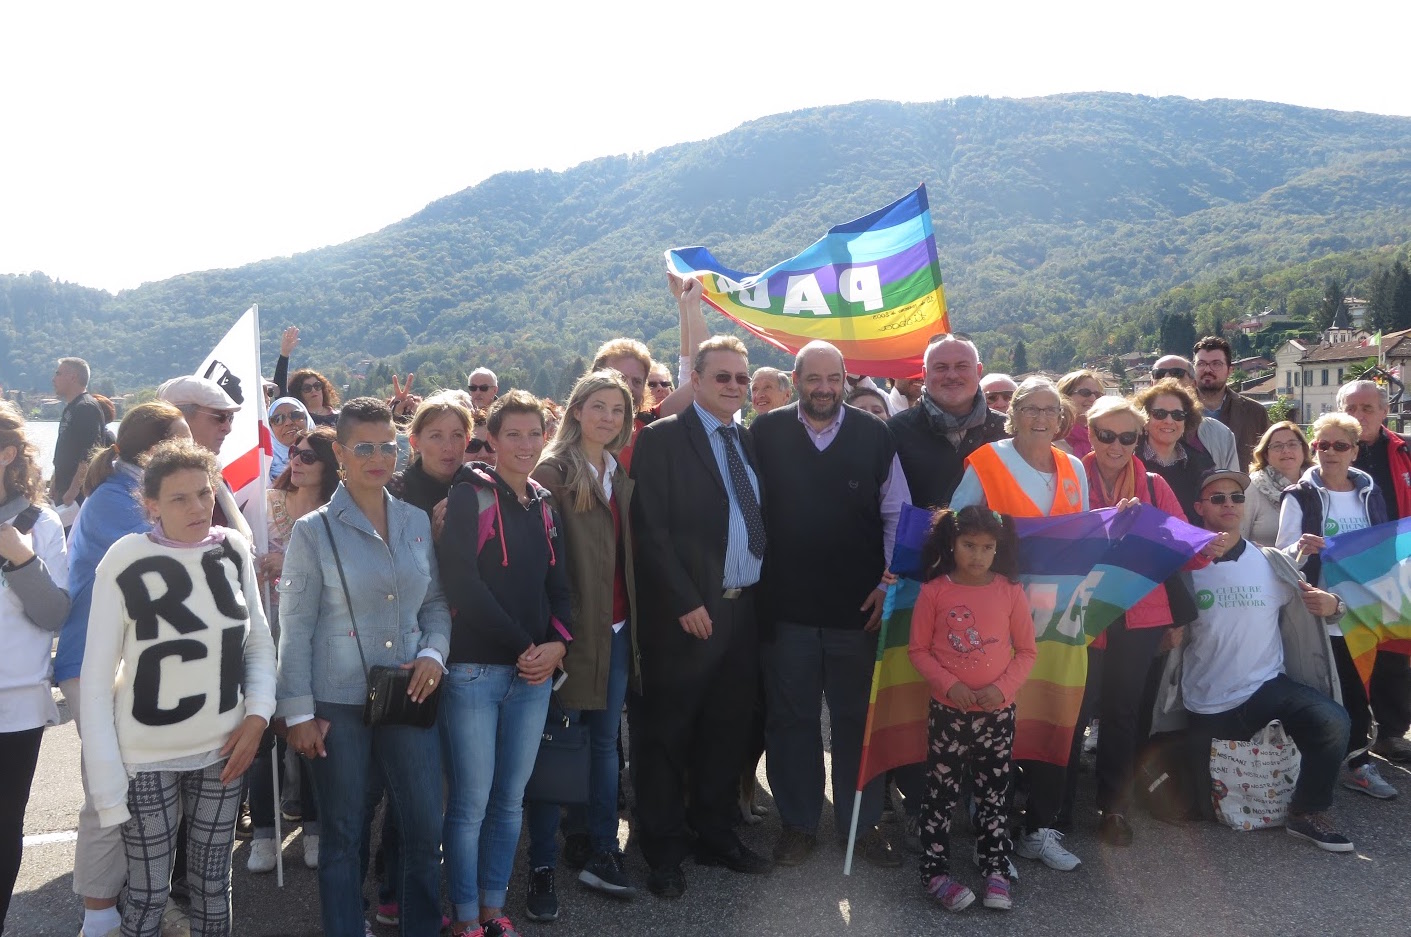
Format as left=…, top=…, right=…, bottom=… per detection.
left=750, top=340, right=910, bottom=868
left=1192, top=336, right=1269, bottom=471
left=888, top=335, right=1009, bottom=510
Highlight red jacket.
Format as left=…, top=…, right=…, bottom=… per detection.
left=1382, top=428, right=1411, bottom=518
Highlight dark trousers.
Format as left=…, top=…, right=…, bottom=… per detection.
left=249, top=731, right=319, bottom=831
left=1096, top=622, right=1166, bottom=813
left=1331, top=637, right=1374, bottom=768
left=763, top=623, right=882, bottom=837
left=1185, top=673, right=1351, bottom=817
left=1370, top=650, right=1411, bottom=739
left=1017, top=760, right=1067, bottom=833
left=0, top=727, right=43, bottom=936
left=919, top=702, right=1014, bottom=882
left=635, top=592, right=758, bottom=870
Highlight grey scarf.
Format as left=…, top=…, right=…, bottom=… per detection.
left=920, top=389, right=992, bottom=445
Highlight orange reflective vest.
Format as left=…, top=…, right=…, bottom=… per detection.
left=964, top=443, right=1084, bottom=518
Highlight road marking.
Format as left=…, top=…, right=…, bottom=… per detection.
left=23, top=830, right=78, bottom=846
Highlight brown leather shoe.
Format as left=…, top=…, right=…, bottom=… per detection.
left=772, top=827, right=817, bottom=866
left=859, top=827, right=902, bottom=868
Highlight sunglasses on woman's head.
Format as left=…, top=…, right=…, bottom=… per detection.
left=1314, top=440, right=1353, bottom=453
left=1148, top=407, right=1187, bottom=422
left=291, top=448, right=320, bottom=465
left=1201, top=493, right=1246, bottom=505
left=270, top=411, right=307, bottom=427
left=466, top=438, right=495, bottom=454
left=1093, top=428, right=1139, bottom=446
left=343, top=442, right=398, bottom=459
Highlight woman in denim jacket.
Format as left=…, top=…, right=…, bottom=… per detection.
left=275, top=398, right=451, bottom=937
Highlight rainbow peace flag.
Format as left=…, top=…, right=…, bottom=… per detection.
left=1317, top=519, right=1411, bottom=686
left=857, top=504, right=1215, bottom=786
left=665, top=186, right=948, bottom=379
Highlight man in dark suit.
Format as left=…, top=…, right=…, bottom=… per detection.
left=630, top=335, right=772, bottom=897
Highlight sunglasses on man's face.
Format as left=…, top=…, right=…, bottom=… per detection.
left=466, top=438, right=495, bottom=454
left=343, top=442, right=398, bottom=459
left=1148, top=407, right=1188, bottom=422
left=468, top=384, right=495, bottom=393
left=709, top=372, right=750, bottom=386
left=270, top=411, right=307, bottom=427
left=985, top=390, right=1014, bottom=403
left=647, top=380, right=673, bottom=390
left=1201, top=493, right=1246, bottom=505
left=1314, top=440, right=1354, bottom=453
left=291, top=448, right=320, bottom=465
left=1151, top=367, right=1189, bottom=380
left=1093, top=428, right=1139, bottom=446
left=198, top=407, right=236, bottom=425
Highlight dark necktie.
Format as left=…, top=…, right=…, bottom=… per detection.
left=718, top=425, right=766, bottom=558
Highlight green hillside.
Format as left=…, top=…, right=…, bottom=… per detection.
left=5, top=92, right=1411, bottom=396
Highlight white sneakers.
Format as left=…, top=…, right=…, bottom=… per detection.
left=303, top=833, right=320, bottom=869
left=247, top=838, right=278, bottom=873
left=1015, top=828, right=1081, bottom=871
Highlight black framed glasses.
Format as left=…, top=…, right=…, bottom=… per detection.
left=986, top=390, right=1015, bottom=402
left=1314, top=440, right=1354, bottom=453
left=1148, top=407, right=1188, bottom=422
left=1070, top=387, right=1102, bottom=399
left=343, top=442, right=398, bottom=459
left=270, top=411, right=307, bottom=427
left=290, top=448, right=320, bottom=465
left=1151, top=367, right=1189, bottom=380
left=647, top=380, right=673, bottom=390
left=1093, top=428, right=1139, bottom=446
left=1200, top=493, right=1246, bottom=505
left=468, top=383, right=495, bottom=393
left=467, top=438, right=495, bottom=455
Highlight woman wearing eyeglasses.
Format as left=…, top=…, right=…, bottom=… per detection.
left=275, top=397, right=451, bottom=937
left=1056, top=370, right=1105, bottom=458
left=1242, top=422, right=1313, bottom=547
left=950, top=376, right=1088, bottom=873
left=267, top=397, right=312, bottom=482
left=1132, top=378, right=1214, bottom=523
left=437, top=390, right=573, bottom=937
left=246, top=426, right=339, bottom=875
left=1275, top=413, right=1397, bottom=800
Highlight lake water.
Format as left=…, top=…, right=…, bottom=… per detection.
left=26, top=421, right=119, bottom=481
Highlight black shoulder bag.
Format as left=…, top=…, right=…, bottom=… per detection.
left=321, top=514, right=441, bottom=728
left=524, top=691, right=590, bottom=805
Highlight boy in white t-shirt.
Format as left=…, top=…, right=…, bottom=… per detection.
left=1180, top=469, right=1355, bottom=852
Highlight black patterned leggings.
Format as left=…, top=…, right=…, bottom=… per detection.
left=121, top=763, right=242, bottom=937
left=919, top=701, right=1015, bottom=883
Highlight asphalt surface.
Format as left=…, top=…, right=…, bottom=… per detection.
left=12, top=693, right=1411, bottom=937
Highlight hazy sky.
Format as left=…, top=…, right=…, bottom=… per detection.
left=4, top=1, right=1408, bottom=293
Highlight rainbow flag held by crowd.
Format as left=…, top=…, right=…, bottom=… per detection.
left=856, top=503, right=1216, bottom=787
left=1317, top=519, right=1411, bottom=686
left=665, top=186, right=948, bottom=379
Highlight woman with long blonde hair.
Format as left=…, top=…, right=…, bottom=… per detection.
left=523, top=369, right=640, bottom=921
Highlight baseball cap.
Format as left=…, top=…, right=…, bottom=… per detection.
left=1198, top=468, right=1250, bottom=494
left=157, top=375, right=240, bottom=411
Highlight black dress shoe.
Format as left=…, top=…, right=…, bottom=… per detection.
left=858, top=827, right=902, bottom=868
left=1098, top=812, right=1133, bottom=847
left=647, top=865, right=687, bottom=898
left=694, top=841, right=773, bottom=875
left=772, top=827, right=817, bottom=866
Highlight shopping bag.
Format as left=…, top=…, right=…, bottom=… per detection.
left=1210, top=720, right=1301, bottom=830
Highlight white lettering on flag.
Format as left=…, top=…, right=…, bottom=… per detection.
left=839, top=266, right=883, bottom=311
left=782, top=274, right=831, bottom=316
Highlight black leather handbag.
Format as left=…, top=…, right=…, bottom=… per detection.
left=523, top=694, right=590, bottom=805
left=321, top=515, right=441, bottom=728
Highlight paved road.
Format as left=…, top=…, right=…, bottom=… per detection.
left=13, top=695, right=1411, bottom=937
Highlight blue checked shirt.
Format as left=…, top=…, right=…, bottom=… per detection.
left=693, top=402, right=763, bottom=589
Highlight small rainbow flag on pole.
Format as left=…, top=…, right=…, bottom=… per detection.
left=666, top=186, right=948, bottom=379
left=1317, top=519, right=1411, bottom=686
left=843, top=503, right=1214, bottom=874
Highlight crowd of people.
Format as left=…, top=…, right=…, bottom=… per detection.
left=3, top=280, right=1410, bottom=936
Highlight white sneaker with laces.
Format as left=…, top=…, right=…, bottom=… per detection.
left=303, top=833, right=320, bottom=868
left=247, top=837, right=278, bottom=874
left=1015, top=828, right=1081, bottom=871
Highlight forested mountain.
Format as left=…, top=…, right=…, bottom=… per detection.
left=5, top=92, right=1411, bottom=396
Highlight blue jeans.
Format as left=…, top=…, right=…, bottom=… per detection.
left=441, top=663, right=551, bottom=919
left=1186, top=672, right=1351, bottom=816
left=309, top=703, right=443, bottom=937
left=526, top=625, right=631, bottom=867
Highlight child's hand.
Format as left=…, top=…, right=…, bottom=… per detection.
left=947, top=683, right=977, bottom=710
left=974, top=685, right=1005, bottom=710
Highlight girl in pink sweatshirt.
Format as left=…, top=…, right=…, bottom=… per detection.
left=907, top=506, right=1036, bottom=914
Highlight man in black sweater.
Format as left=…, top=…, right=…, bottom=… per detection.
left=752, top=341, right=910, bottom=869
